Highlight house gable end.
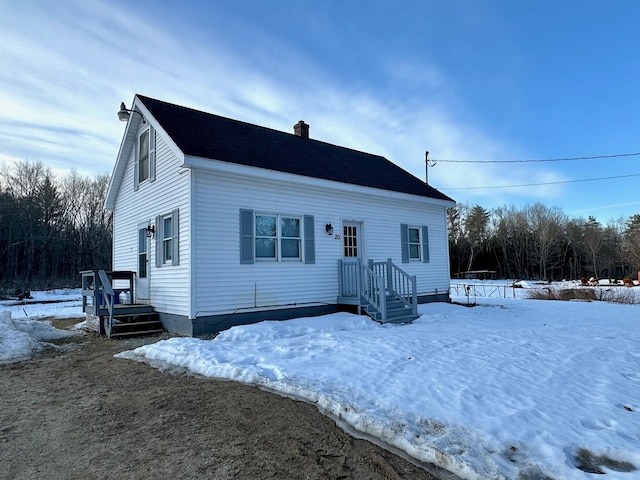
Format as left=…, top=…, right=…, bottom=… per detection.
left=105, top=96, right=185, bottom=210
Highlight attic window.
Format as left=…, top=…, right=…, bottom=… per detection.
left=134, top=126, right=156, bottom=191
left=138, top=129, right=150, bottom=183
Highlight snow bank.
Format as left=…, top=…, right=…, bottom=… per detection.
left=0, top=311, right=78, bottom=363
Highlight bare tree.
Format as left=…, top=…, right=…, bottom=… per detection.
left=527, top=203, right=567, bottom=280
left=583, top=216, right=604, bottom=279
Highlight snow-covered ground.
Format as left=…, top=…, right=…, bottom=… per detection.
left=0, top=289, right=84, bottom=363
left=0, top=288, right=85, bottom=319
left=117, top=288, right=640, bottom=480
left=2, top=284, right=639, bottom=478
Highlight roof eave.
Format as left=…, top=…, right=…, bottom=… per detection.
left=183, top=154, right=456, bottom=206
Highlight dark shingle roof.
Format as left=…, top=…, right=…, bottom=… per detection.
left=138, top=95, right=453, bottom=201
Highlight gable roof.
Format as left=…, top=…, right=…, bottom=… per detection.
left=135, top=95, right=453, bottom=202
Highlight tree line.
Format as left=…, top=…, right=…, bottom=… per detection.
left=2, top=159, right=639, bottom=291
left=449, top=202, right=640, bottom=281
left=0, top=160, right=112, bottom=294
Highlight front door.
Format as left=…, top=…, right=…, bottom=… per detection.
left=342, top=221, right=362, bottom=295
left=136, top=226, right=150, bottom=301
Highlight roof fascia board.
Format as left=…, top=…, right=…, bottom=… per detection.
left=182, top=155, right=455, bottom=207
left=133, top=97, right=184, bottom=162
left=104, top=111, right=142, bottom=210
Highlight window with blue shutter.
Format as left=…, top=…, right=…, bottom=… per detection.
left=421, top=225, right=430, bottom=263
left=400, top=224, right=409, bottom=263
left=304, top=215, right=315, bottom=264
left=401, top=223, right=429, bottom=263
left=241, top=210, right=315, bottom=263
left=240, top=209, right=255, bottom=264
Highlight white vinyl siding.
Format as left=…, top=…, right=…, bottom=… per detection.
left=112, top=122, right=449, bottom=322
left=193, top=169, right=450, bottom=316
left=112, top=133, right=189, bottom=317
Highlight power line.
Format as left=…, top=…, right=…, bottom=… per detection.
left=443, top=173, right=640, bottom=190
left=432, top=152, right=640, bottom=164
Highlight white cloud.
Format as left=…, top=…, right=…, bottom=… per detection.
left=0, top=0, right=575, bottom=213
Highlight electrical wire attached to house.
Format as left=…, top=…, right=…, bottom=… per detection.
left=443, top=173, right=640, bottom=190
left=431, top=152, right=640, bottom=164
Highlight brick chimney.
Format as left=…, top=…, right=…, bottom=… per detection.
left=294, top=120, right=309, bottom=139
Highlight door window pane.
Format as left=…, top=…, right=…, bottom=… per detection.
left=138, top=228, right=148, bottom=278
left=343, top=225, right=358, bottom=257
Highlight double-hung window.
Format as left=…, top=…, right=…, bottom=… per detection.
left=280, top=216, right=301, bottom=259
left=134, top=126, right=155, bottom=191
left=408, top=227, right=421, bottom=261
left=256, top=214, right=277, bottom=259
left=155, top=209, right=179, bottom=267
left=255, top=214, right=301, bottom=261
left=401, top=224, right=429, bottom=264
left=138, top=129, right=150, bottom=183
left=240, top=209, right=314, bottom=265
left=162, top=215, right=173, bottom=263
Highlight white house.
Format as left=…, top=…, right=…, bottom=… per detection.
left=104, top=95, right=455, bottom=336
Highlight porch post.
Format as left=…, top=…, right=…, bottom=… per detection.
left=411, top=276, right=417, bottom=315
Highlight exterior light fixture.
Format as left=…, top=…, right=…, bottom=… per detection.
left=325, top=223, right=333, bottom=235
left=118, top=101, right=145, bottom=122
left=145, top=224, right=155, bottom=238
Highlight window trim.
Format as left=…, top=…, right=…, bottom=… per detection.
left=138, top=129, right=150, bottom=184
left=240, top=209, right=314, bottom=265
left=134, top=125, right=156, bottom=191
left=408, top=226, right=421, bottom=261
left=255, top=213, right=302, bottom=262
left=401, top=224, right=430, bottom=264
left=162, top=215, right=173, bottom=264
left=155, top=209, right=179, bottom=267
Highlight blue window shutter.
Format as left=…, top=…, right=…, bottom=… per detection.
left=171, top=209, right=179, bottom=266
left=304, top=215, right=315, bottom=264
left=155, top=215, right=162, bottom=267
left=240, top=209, right=254, bottom=264
left=422, top=225, right=430, bottom=263
left=400, top=224, right=409, bottom=263
left=149, top=126, right=156, bottom=182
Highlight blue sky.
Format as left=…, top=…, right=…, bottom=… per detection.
left=1, top=0, right=639, bottom=222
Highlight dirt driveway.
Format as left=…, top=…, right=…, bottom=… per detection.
left=0, top=321, right=452, bottom=480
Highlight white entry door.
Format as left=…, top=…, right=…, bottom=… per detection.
left=342, top=221, right=362, bottom=295
left=136, top=226, right=150, bottom=301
